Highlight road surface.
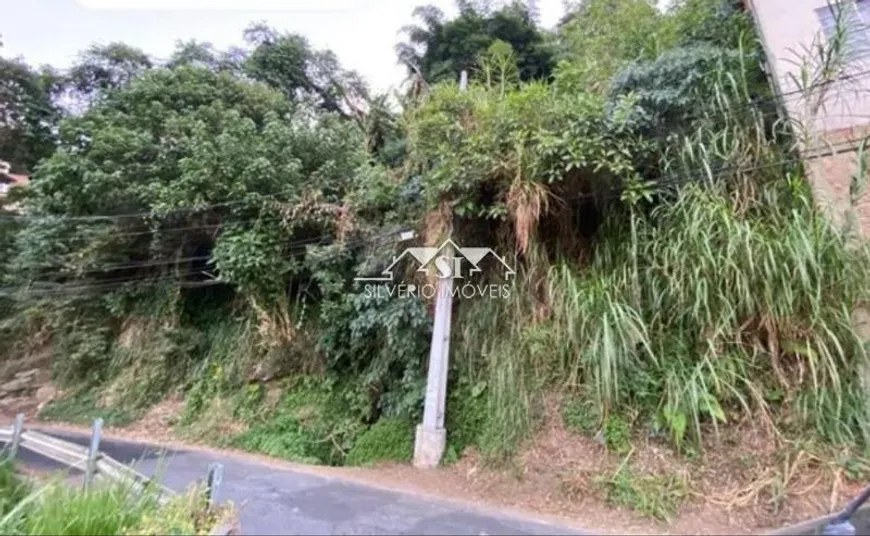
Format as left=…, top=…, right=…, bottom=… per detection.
left=8, top=429, right=591, bottom=536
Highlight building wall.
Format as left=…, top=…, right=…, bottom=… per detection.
left=748, top=0, right=870, bottom=133
left=803, top=126, right=870, bottom=236
left=748, top=0, right=870, bottom=236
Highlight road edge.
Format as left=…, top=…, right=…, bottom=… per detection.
left=25, top=421, right=599, bottom=535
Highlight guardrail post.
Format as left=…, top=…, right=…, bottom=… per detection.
left=84, top=417, right=103, bottom=487
left=206, top=463, right=223, bottom=509
left=7, top=413, right=24, bottom=460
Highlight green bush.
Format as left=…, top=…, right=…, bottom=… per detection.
left=231, top=413, right=327, bottom=465
left=231, top=375, right=365, bottom=465
left=444, top=378, right=488, bottom=461
left=602, top=414, right=632, bottom=454
left=596, top=466, right=687, bottom=521
left=345, top=417, right=413, bottom=466
left=0, top=470, right=225, bottom=535
left=561, top=395, right=601, bottom=435
left=0, top=460, right=30, bottom=517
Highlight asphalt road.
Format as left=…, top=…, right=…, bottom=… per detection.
left=8, top=429, right=591, bottom=536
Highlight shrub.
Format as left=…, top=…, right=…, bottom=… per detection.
left=561, top=394, right=601, bottom=435
left=445, top=378, right=488, bottom=460
left=596, top=466, right=687, bottom=521
left=345, top=417, right=413, bottom=466
left=231, top=413, right=327, bottom=465
left=231, top=375, right=365, bottom=465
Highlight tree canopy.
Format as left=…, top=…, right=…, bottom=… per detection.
left=396, top=0, right=554, bottom=85
left=0, top=53, right=62, bottom=173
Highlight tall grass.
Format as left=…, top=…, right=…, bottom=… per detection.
left=8, top=480, right=162, bottom=535
left=0, top=460, right=30, bottom=517
left=547, top=266, right=654, bottom=410
left=461, top=179, right=870, bottom=459
left=447, top=27, right=870, bottom=459
left=0, top=464, right=223, bottom=535
left=180, top=316, right=258, bottom=426
left=453, top=268, right=547, bottom=461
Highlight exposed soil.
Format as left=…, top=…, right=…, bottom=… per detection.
left=333, top=401, right=863, bottom=536
left=0, top=350, right=54, bottom=419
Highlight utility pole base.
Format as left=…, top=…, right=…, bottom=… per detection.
left=413, top=425, right=446, bottom=469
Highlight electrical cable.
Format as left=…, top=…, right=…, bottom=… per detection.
left=0, top=226, right=407, bottom=297
left=10, top=130, right=868, bottom=283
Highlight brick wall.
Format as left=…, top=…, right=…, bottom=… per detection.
left=803, top=126, right=870, bottom=237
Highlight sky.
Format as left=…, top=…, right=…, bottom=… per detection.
left=1, top=0, right=571, bottom=93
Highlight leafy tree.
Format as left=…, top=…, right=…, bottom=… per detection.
left=7, top=39, right=428, bottom=416
left=608, top=45, right=747, bottom=140
left=555, top=0, right=756, bottom=94
left=604, top=0, right=770, bottom=172
left=665, top=0, right=755, bottom=49
left=15, top=63, right=376, bottom=305
left=64, top=43, right=153, bottom=106
left=167, top=40, right=244, bottom=74
left=404, top=74, right=647, bottom=258
left=242, top=23, right=368, bottom=124
left=396, top=1, right=554, bottom=85
left=0, top=52, right=63, bottom=173
left=555, top=0, right=667, bottom=92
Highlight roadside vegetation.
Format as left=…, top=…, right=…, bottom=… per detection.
left=0, top=459, right=228, bottom=535
left=1, top=0, right=869, bottom=528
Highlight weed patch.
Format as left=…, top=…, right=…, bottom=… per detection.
left=444, top=378, right=488, bottom=462
left=0, top=465, right=229, bottom=535
left=595, top=459, right=687, bottom=521
left=346, top=418, right=414, bottom=466
left=0, top=460, right=30, bottom=517
left=561, top=395, right=601, bottom=435
left=229, top=376, right=364, bottom=465
left=38, top=390, right=138, bottom=426
left=231, top=413, right=329, bottom=464
left=602, top=414, right=632, bottom=454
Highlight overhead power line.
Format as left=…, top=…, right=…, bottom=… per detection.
left=6, top=133, right=866, bottom=282
left=0, top=196, right=290, bottom=223
left=0, top=226, right=410, bottom=297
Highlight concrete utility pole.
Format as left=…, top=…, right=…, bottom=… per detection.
left=413, top=70, right=467, bottom=469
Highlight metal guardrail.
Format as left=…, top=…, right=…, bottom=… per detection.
left=0, top=413, right=234, bottom=534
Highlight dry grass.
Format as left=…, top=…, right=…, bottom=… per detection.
left=334, top=200, right=355, bottom=243
left=178, top=397, right=247, bottom=442
left=506, top=178, right=553, bottom=256
left=250, top=298, right=296, bottom=351
left=403, top=397, right=865, bottom=534
left=422, top=201, right=452, bottom=246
